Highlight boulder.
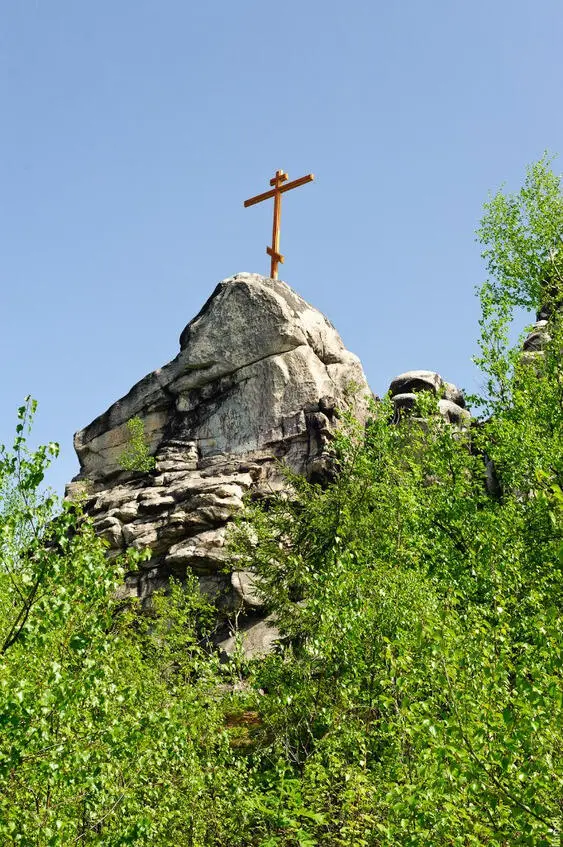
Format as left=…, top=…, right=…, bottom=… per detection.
left=231, top=570, right=267, bottom=609
left=218, top=615, right=280, bottom=660
left=443, top=382, right=465, bottom=408
left=73, top=274, right=367, bottom=482
left=388, top=370, right=469, bottom=426
left=437, top=399, right=471, bottom=425
left=389, top=370, right=443, bottom=397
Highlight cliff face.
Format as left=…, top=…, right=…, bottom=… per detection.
left=67, top=274, right=370, bottom=629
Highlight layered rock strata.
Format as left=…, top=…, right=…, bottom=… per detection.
left=67, top=274, right=370, bottom=651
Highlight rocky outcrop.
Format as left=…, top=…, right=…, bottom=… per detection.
left=67, top=274, right=370, bottom=644
left=520, top=300, right=560, bottom=365
left=388, top=369, right=469, bottom=425
left=522, top=319, right=550, bottom=353
left=521, top=267, right=562, bottom=363
left=68, top=274, right=479, bottom=656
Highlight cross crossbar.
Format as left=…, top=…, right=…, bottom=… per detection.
left=244, top=174, right=314, bottom=208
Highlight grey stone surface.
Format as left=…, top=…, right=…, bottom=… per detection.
left=69, top=274, right=370, bottom=611
left=443, top=382, right=465, bottom=408
left=391, top=392, right=418, bottom=410
left=389, top=370, right=443, bottom=397
left=388, top=371, right=469, bottom=427
left=437, top=399, right=471, bottom=425
left=231, top=570, right=266, bottom=609
left=71, top=275, right=484, bottom=660
left=523, top=320, right=550, bottom=352
left=218, top=615, right=280, bottom=659
left=74, top=274, right=368, bottom=482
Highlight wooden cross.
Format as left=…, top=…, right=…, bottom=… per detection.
left=244, top=169, right=314, bottom=279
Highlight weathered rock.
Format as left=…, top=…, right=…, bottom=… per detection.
left=391, top=392, right=418, bottom=411
left=69, top=274, right=370, bottom=613
left=231, top=570, right=266, bottom=609
left=109, top=502, right=138, bottom=523
left=93, top=486, right=142, bottom=512
left=388, top=370, right=469, bottom=426
left=93, top=515, right=123, bottom=548
left=70, top=273, right=494, bottom=663
left=389, top=370, right=443, bottom=397
left=218, top=615, right=280, bottom=660
left=437, top=399, right=471, bottom=425
left=197, top=574, right=236, bottom=610
left=74, top=274, right=368, bottom=482
left=138, top=492, right=176, bottom=514
left=523, top=320, right=550, bottom=352
left=443, top=382, right=465, bottom=408
left=166, top=528, right=230, bottom=571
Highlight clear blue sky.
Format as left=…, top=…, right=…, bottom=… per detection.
left=2, top=0, right=562, bottom=495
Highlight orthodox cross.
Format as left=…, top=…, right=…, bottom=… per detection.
left=244, top=169, right=314, bottom=279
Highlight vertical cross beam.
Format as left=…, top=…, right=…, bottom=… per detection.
left=267, top=169, right=287, bottom=279
left=244, top=169, right=314, bottom=279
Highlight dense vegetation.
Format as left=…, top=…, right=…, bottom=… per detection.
left=1, top=159, right=562, bottom=845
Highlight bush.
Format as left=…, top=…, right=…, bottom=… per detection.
left=118, top=415, right=156, bottom=473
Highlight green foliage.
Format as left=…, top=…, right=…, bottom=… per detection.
left=231, top=370, right=562, bottom=844
left=477, top=153, right=563, bottom=312
left=225, top=157, right=563, bottom=844
left=0, top=158, right=562, bottom=844
left=118, top=416, right=156, bottom=473
left=0, top=404, right=251, bottom=845
left=474, top=154, right=563, bottom=414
